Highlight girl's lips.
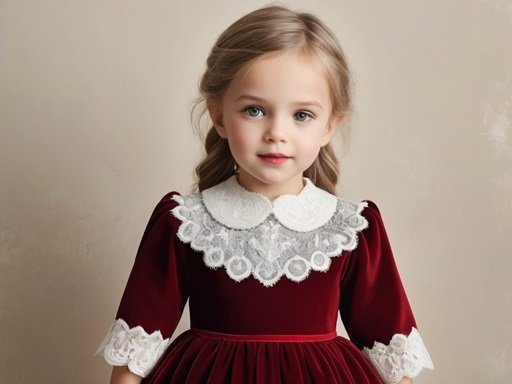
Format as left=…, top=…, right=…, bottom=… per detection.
left=258, top=153, right=291, bottom=164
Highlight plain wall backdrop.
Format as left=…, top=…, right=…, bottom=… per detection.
left=1, top=0, right=511, bottom=383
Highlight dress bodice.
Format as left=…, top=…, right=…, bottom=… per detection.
left=187, top=248, right=347, bottom=335
left=96, top=177, right=434, bottom=383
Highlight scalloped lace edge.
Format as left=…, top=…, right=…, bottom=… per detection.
left=171, top=194, right=369, bottom=287
left=95, top=318, right=171, bottom=377
left=363, top=327, right=434, bottom=384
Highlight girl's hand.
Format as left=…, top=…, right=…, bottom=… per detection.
left=399, top=377, right=413, bottom=384
left=109, top=366, right=142, bottom=384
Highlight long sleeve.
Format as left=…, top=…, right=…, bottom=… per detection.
left=339, top=200, right=433, bottom=384
left=96, top=192, right=189, bottom=377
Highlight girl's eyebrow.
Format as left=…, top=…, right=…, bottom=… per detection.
left=235, top=95, right=324, bottom=110
left=294, top=100, right=324, bottom=111
left=235, top=95, right=266, bottom=103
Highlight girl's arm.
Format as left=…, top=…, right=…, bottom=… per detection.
left=110, top=366, right=142, bottom=384
left=339, top=201, right=433, bottom=383
left=97, top=193, right=189, bottom=382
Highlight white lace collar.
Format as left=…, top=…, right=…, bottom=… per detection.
left=201, top=176, right=338, bottom=232
left=171, top=176, right=368, bottom=287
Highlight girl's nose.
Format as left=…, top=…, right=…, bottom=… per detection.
left=263, top=118, right=287, bottom=143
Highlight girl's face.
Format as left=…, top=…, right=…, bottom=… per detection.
left=209, top=50, right=341, bottom=200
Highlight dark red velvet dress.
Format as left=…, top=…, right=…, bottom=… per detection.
left=98, top=178, right=432, bottom=383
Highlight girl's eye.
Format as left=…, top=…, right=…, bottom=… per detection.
left=294, top=111, right=313, bottom=122
left=244, top=106, right=263, bottom=117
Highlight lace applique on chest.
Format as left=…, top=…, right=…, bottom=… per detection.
left=171, top=176, right=369, bottom=287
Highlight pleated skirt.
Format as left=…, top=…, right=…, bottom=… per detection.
left=142, top=329, right=382, bottom=383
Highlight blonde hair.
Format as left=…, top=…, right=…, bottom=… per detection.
left=193, top=5, right=353, bottom=194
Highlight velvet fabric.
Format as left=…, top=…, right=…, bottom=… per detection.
left=115, top=192, right=417, bottom=383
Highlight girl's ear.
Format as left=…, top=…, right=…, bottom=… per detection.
left=207, top=99, right=227, bottom=138
left=321, top=113, right=344, bottom=146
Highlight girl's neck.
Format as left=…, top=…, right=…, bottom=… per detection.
left=236, top=173, right=305, bottom=201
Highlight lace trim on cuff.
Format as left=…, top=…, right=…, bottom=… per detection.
left=363, top=327, right=434, bottom=384
left=95, top=318, right=171, bottom=377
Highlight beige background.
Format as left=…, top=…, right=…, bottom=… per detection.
left=1, top=0, right=511, bottom=383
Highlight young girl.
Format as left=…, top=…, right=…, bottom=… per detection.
left=97, top=5, right=433, bottom=384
